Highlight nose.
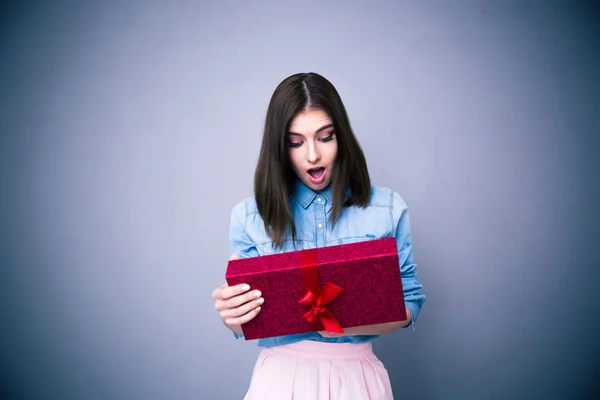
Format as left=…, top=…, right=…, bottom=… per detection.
left=306, top=141, right=321, bottom=163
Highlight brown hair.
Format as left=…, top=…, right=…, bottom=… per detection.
left=254, top=72, right=371, bottom=248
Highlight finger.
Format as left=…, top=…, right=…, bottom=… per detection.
left=215, top=289, right=261, bottom=311
left=215, top=254, right=243, bottom=300
left=224, top=305, right=262, bottom=326
left=220, top=296, right=264, bottom=319
left=220, top=283, right=252, bottom=300
left=212, top=283, right=229, bottom=299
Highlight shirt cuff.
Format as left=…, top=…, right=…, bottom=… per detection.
left=403, top=302, right=419, bottom=331
left=233, top=331, right=244, bottom=339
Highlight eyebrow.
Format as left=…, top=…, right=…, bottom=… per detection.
left=287, top=123, right=334, bottom=136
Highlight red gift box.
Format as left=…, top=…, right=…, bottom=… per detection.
left=225, top=237, right=406, bottom=340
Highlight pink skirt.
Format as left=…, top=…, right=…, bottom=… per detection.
left=243, top=341, right=394, bottom=400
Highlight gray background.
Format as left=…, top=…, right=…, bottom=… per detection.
left=1, top=0, right=599, bottom=399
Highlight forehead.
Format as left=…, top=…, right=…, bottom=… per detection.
left=288, top=109, right=332, bottom=134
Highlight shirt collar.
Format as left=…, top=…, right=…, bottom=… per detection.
left=292, top=179, right=334, bottom=208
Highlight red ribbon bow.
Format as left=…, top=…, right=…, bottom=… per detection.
left=298, top=249, right=344, bottom=333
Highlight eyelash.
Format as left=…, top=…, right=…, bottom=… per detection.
left=289, top=134, right=335, bottom=148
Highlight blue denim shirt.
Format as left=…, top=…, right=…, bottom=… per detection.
left=228, top=179, right=426, bottom=347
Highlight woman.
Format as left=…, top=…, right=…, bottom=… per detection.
left=212, top=72, right=426, bottom=399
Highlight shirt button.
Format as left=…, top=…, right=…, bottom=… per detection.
left=317, top=197, right=322, bottom=202
left=318, top=224, right=323, bottom=228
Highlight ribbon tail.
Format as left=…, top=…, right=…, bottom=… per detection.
left=318, top=309, right=344, bottom=334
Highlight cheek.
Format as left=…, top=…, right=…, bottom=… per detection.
left=289, top=151, right=303, bottom=170
left=324, top=143, right=338, bottom=162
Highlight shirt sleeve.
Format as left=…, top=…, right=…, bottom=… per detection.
left=228, top=200, right=260, bottom=340
left=229, top=200, right=260, bottom=259
left=391, top=192, right=426, bottom=329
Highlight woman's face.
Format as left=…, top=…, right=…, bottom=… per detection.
left=287, top=108, right=338, bottom=192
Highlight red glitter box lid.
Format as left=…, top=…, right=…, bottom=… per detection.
left=225, top=237, right=406, bottom=340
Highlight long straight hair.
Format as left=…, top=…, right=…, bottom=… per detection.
left=254, top=72, right=371, bottom=248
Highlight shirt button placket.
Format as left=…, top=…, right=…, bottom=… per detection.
left=315, top=196, right=326, bottom=247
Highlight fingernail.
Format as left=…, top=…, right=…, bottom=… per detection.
left=253, top=290, right=261, bottom=297
left=257, top=298, right=264, bottom=305
left=242, top=284, right=250, bottom=291
left=255, top=307, right=261, bottom=312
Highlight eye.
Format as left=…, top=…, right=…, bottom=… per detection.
left=319, top=132, right=335, bottom=142
left=288, top=141, right=302, bottom=148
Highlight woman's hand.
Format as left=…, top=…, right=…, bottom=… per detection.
left=212, top=254, right=264, bottom=334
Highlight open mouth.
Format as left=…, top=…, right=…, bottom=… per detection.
left=307, top=167, right=325, bottom=184
left=308, top=167, right=325, bottom=178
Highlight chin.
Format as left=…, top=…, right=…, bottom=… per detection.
left=306, top=179, right=331, bottom=192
